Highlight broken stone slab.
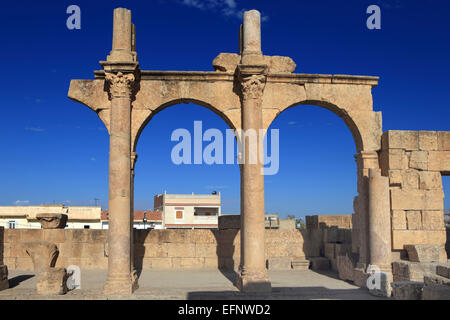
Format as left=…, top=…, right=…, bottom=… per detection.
left=291, top=258, right=310, bottom=270
left=436, top=265, right=450, bottom=279
left=337, top=254, right=356, bottom=282
left=0, top=265, right=8, bottom=291
left=212, top=53, right=296, bottom=73
left=36, top=267, right=70, bottom=295
left=391, top=281, right=424, bottom=300
left=266, top=257, right=291, bottom=270
left=404, top=244, right=441, bottom=263
left=36, top=213, right=68, bottom=229
left=422, top=284, right=450, bottom=300
left=25, top=241, right=59, bottom=273
left=424, top=274, right=450, bottom=286
left=392, top=261, right=437, bottom=282
left=308, top=257, right=330, bottom=271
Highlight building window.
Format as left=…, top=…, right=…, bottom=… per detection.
left=176, top=210, right=183, bottom=219
left=84, top=225, right=90, bottom=229
left=8, top=221, right=16, bottom=229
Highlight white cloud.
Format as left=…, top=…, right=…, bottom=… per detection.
left=180, top=0, right=268, bottom=21
left=14, top=200, right=30, bottom=205
left=24, top=127, right=45, bottom=132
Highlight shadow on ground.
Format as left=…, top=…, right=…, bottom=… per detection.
left=8, top=275, right=34, bottom=288
left=187, top=286, right=383, bottom=300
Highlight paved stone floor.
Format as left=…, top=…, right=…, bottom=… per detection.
left=0, top=269, right=387, bottom=300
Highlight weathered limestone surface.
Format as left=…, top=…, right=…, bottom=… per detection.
left=392, top=261, right=437, bottom=282
left=381, top=130, right=449, bottom=261
left=404, top=244, right=441, bottom=263
left=24, top=241, right=59, bottom=273
left=36, top=267, right=70, bottom=295
left=422, top=285, right=450, bottom=300
left=36, top=213, right=68, bottom=229
left=391, top=281, right=424, bottom=300
left=0, top=265, right=8, bottom=291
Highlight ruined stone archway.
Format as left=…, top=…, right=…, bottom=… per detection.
left=67, top=7, right=393, bottom=295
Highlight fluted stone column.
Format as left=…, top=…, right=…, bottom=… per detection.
left=236, top=10, right=271, bottom=293
left=101, top=7, right=139, bottom=295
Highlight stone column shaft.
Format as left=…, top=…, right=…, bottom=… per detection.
left=104, top=72, right=135, bottom=295
left=368, top=168, right=392, bottom=271
left=237, top=68, right=271, bottom=293
left=108, top=8, right=135, bottom=62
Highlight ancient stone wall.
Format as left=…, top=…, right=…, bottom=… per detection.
left=2, top=228, right=305, bottom=271
left=380, top=131, right=449, bottom=262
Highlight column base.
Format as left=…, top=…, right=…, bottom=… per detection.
left=104, top=274, right=135, bottom=295
left=236, top=270, right=271, bottom=293
left=131, top=268, right=139, bottom=291
left=0, top=265, right=8, bottom=291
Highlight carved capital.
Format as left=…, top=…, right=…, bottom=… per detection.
left=105, top=72, right=136, bottom=99
left=240, top=74, right=266, bottom=100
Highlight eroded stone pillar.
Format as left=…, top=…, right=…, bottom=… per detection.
left=103, top=71, right=136, bottom=295
left=101, top=7, right=139, bottom=295
left=368, top=168, right=391, bottom=271
left=236, top=10, right=270, bottom=293
left=367, top=168, right=392, bottom=297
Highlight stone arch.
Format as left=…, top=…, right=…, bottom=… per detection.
left=132, top=98, right=238, bottom=153
left=264, top=99, right=365, bottom=153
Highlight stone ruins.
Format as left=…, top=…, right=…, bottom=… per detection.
left=0, top=7, right=449, bottom=299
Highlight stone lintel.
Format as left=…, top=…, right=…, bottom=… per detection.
left=99, top=61, right=139, bottom=74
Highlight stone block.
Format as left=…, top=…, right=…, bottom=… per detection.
left=337, top=254, right=355, bottom=281
left=353, top=268, right=369, bottom=288
left=150, top=258, right=173, bottom=269
left=422, top=285, right=450, bottom=300
left=324, top=227, right=338, bottom=243
left=392, top=261, right=434, bottom=282
left=428, top=151, right=450, bottom=172
left=392, top=230, right=446, bottom=250
left=42, top=229, right=66, bottom=243
left=389, top=170, right=403, bottom=186
left=172, top=257, right=205, bottom=269
left=390, top=189, right=444, bottom=211
left=438, top=132, right=450, bottom=151
left=388, top=149, right=409, bottom=170
left=144, top=243, right=168, bottom=258
left=419, top=171, right=442, bottom=190
left=419, top=131, right=438, bottom=151
left=204, top=257, right=219, bottom=268
left=0, top=265, right=8, bottom=291
left=36, top=213, right=68, bottom=229
left=382, top=131, right=419, bottom=151
left=409, top=151, right=428, bottom=170
left=3, top=229, right=19, bottom=243
left=422, top=211, right=445, bottom=231
left=402, top=170, right=420, bottom=190
left=24, top=241, right=59, bottom=273
left=20, top=229, right=44, bottom=242
left=15, top=257, right=34, bottom=270
left=308, top=257, right=330, bottom=270
left=392, top=210, right=407, bottom=230
left=436, top=265, right=450, bottom=279
left=324, top=243, right=336, bottom=259
left=167, top=243, right=195, bottom=258
left=406, top=211, right=422, bottom=230
left=36, top=267, right=70, bottom=295
left=423, top=274, right=450, bottom=286
left=391, top=281, right=424, bottom=300
left=404, top=244, right=441, bottom=262
left=266, top=257, right=291, bottom=270
left=291, top=259, right=310, bottom=270
left=190, top=230, right=217, bottom=244
left=195, top=244, right=217, bottom=258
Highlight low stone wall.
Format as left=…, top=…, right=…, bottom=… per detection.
left=1, top=228, right=305, bottom=271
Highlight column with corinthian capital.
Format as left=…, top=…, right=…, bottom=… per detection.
left=103, top=71, right=137, bottom=295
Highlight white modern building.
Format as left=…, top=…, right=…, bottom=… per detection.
left=0, top=205, right=102, bottom=229
left=154, top=192, right=221, bottom=229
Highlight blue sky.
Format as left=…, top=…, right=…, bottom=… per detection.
left=1, top=0, right=450, bottom=219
